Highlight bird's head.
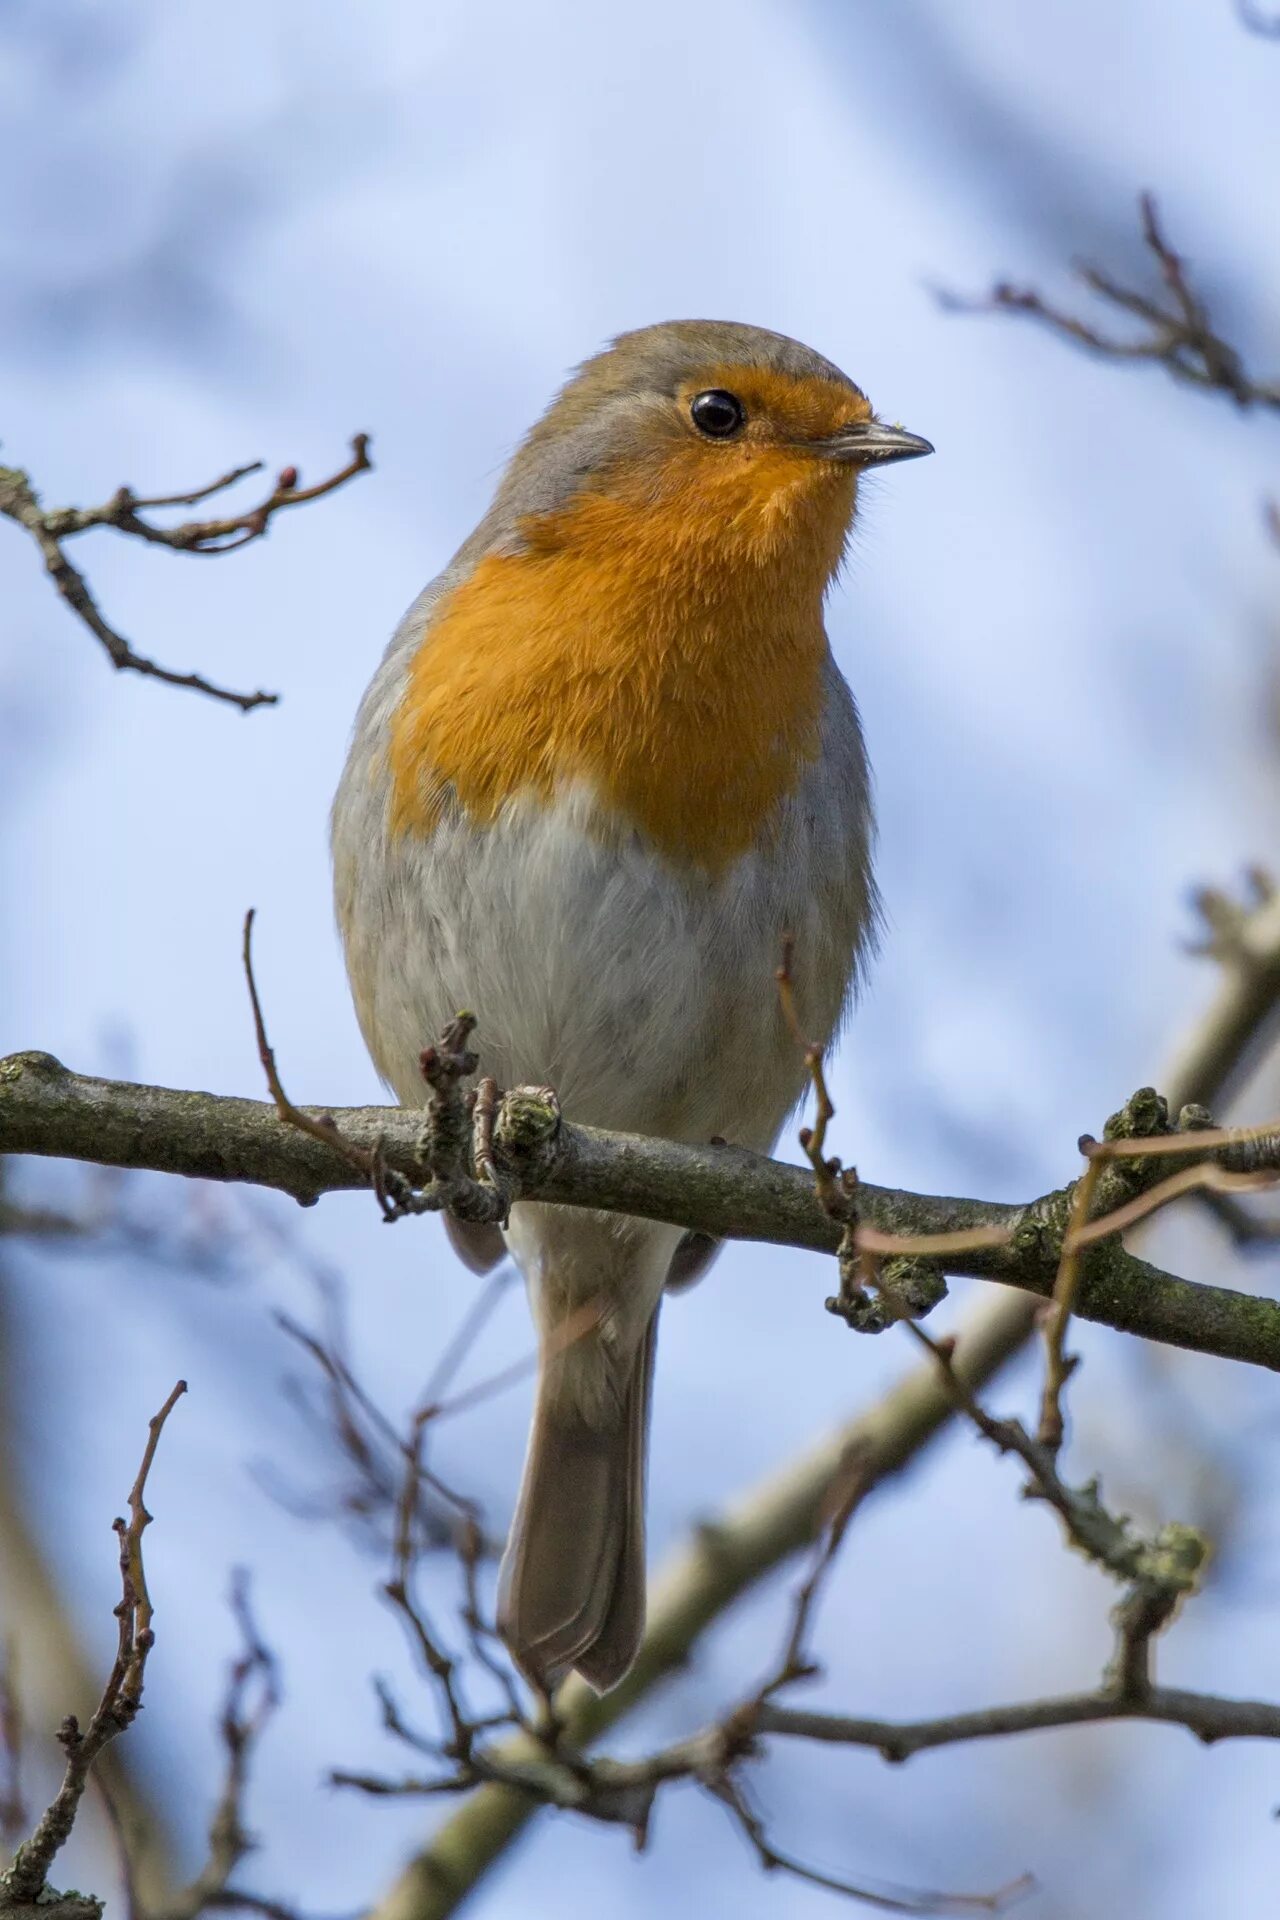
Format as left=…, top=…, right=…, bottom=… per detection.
left=477, top=319, right=932, bottom=587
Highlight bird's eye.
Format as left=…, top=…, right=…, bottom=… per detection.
left=690, top=389, right=745, bottom=438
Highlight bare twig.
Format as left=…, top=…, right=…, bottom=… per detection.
left=756, top=1682, right=1280, bottom=1758
left=242, top=909, right=380, bottom=1182
left=270, top=1306, right=487, bottom=1557
left=243, top=914, right=515, bottom=1230
left=0, top=1382, right=186, bottom=1908
left=0, top=438, right=370, bottom=712
left=773, top=917, right=1232, bottom=1807
left=44, top=439, right=372, bottom=554
left=709, top=1770, right=1032, bottom=1916
left=759, top=1444, right=876, bottom=1699
left=776, top=934, right=843, bottom=1207
left=1073, top=1160, right=1279, bottom=1244
left=332, top=1304, right=632, bottom=1801
left=1033, top=1091, right=1280, bottom=1446
left=1036, top=1150, right=1100, bottom=1452
left=904, top=1322, right=1207, bottom=1598
left=778, top=1043, right=1218, bottom=1749
left=943, top=193, right=1280, bottom=412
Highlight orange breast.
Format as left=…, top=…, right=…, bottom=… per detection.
left=388, top=445, right=854, bottom=870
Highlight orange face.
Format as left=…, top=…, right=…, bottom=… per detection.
left=388, top=364, right=888, bottom=871
left=526, top=364, right=873, bottom=569
left=673, top=364, right=875, bottom=457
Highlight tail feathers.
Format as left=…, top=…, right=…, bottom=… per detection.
left=498, top=1315, right=657, bottom=1693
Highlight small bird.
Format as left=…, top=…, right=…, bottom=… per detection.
left=332, top=321, right=931, bottom=1692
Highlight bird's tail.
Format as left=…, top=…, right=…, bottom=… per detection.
left=497, top=1311, right=657, bottom=1694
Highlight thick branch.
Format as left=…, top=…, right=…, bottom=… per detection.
left=3, top=1051, right=1278, bottom=1372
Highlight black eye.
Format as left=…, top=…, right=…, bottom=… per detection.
left=690, top=389, right=745, bottom=438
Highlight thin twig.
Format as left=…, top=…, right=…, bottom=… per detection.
left=271, top=1309, right=486, bottom=1552
left=776, top=934, right=844, bottom=1207
left=709, top=1770, right=1030, bottom=1916
left=1071, top=1161, right=1279, bottom=1245
left=942, top=193, right=1280, bottom=412
left=854, top=1225, right=1012, bottom=1259
left=759, top=1445, right=876, bottom=1698
left=242, top=910, right=376, bottom=1182
left=0, top=437, right=371, bottom=711
left=1036, top=1151, right=1101, bottom=1452
left=1, top=1382, right=186, bottom=1907
left=756, top=1682, right=1280, bottom=1758
left=49, top=438, right=372, bottom=555
left=243, top=913, right=512, bottom=1229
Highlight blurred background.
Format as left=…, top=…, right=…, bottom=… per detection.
left=2, top=1, right=1278, bottom=1914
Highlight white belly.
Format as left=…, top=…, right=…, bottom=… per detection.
left=333, top=635, right=876, bottom=1155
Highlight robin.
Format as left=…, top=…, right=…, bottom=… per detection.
left=332, top=320, right=931, bottom=1692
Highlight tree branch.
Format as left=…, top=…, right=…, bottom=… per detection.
left=2, top=1049, right=1279, bottom=1372
left=364, top=1293, right=1037, bottom=1920
left=942, top=193, right=1280, bottom=412
left=0, top=1383, right=186, bottom=1914
left=0, top=437, right=370, bottom=712
left=755, top=1683, right=1280, bottom=1759
left=360, top=869, right=1280, bottom=1919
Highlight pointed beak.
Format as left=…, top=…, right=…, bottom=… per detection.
left=819, top=420, right=934, bottom=466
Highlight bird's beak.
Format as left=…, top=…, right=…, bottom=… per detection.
left=818, top=420, right=934, bottom=466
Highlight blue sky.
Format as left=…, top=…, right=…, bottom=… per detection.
left=3, top=3, right=1279, bottom=1915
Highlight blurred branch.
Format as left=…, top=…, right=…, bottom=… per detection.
left=105, top=1575, right=288, bottom=1920
left=944, top=192, right=1280, bottom=411
left=1237, top=0, right=1280, bottom=36
left=0, top=436, right=370, bottom=712
left=0, top=1646, right=22, bottom=1853
left=1197, top=1184, right=1280, bottom=1245
left=0, top=1382, right=186, bottom=1917
left=0, top=1157, right=252, bottom=1280
left=268, top=1299, right=502, bottom=1561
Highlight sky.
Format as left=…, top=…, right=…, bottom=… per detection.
left=2, top=2, right=1279, bottom=1916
